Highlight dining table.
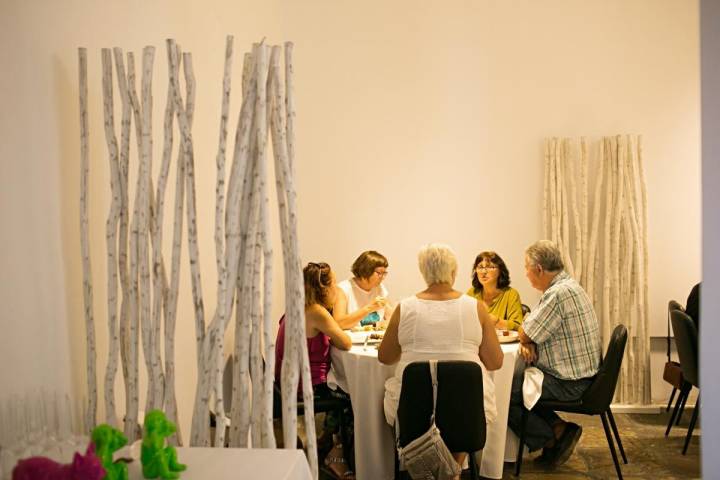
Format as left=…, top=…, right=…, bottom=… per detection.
left=328, top=337, right=520, bottom=480
left=125, top=446, right=313, bottom=480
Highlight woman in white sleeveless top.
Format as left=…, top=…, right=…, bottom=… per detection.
left=379, top=244, right=503, bottom=472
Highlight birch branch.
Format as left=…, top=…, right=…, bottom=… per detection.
left=78, top=47, right=97, bottom=431
left=112, top=48, right=132, bottom=433
left=101, top=48, right=122, bottom=426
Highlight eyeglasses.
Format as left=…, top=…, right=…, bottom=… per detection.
left=476, top=265, right=498, bottom=272
left=374, top=270, right=388, bottom=278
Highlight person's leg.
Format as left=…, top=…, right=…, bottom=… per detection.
left=508, top=360, right=557, bottom=451
left=451, top=452, right=467, bottom=480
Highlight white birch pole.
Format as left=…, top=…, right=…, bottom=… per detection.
left=285, top=43, right=296, bottom=175
left=608, top=136, right=624, bottom=342
left=637, top=135, right=651, bottom=402
left=149, top=42, right=180, bottom=414
left=164, top=42, right=190, bottom=447
left=208, top=36, right=233, bottom=449
left=565, top=139, right=582, bottom=280
left=549, top=138, right=559, bottom=244
left=601, top=137, right=614, bottom=344
left=558, top=139, right=574, bottom=277
left=228, top=51, right=259, bottom=449
left=78, top=47, right=97, bottom=431
left=542, top=140, right=550, bottom=239
left=122, top=51, right=141, bottom=440
left=100, top=48, right=122, bottom=426
left=234, top=50, right=262, bottom=447
left=285, top=41, right=318, bottom=477
left=585, top=139, right=605, bottom=302
left=580, top=137, right=589, bottom=287
left=112, top=48, right=132, bottom=433
left=128, top=46, right=159, bottom=416
left=250, top=44, right=271, bottom=447
left=165, top=42, right=208, bottom=446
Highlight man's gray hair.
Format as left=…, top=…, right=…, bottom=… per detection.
left=526, top=240, right=564, bottom=272
left=418, top=243, right=457, bottom=286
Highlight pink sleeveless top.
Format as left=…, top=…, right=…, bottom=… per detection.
left=275, top=314, right=331, bottom=388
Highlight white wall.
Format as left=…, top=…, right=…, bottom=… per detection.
left=0, top=0, right=700, bottom=436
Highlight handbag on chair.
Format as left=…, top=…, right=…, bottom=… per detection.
left=396, top=360, right=461, bottom=480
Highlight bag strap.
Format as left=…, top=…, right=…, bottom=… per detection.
left=429, top=360, right=439, bottom=424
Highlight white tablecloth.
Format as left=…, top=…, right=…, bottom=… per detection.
left=126, top=447, right=312, bottom=480
left=328, top=343, right=519, bottom=480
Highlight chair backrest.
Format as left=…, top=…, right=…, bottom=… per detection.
left=669, top=300, right=684, bottom=313
left=670, top=309, right=699, bottom=387
left=521, top=304, right=531, bottom=317
left=580, top=324, right=628, bottom=414
left=397, top=361, right=486, bottom=453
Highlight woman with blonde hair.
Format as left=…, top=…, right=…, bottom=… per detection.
left=379, top=244, right=503, bottom=478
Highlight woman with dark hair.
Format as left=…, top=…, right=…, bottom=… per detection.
left=467, top=251, right=524, bottom=331
left=275, top=262, right=355, bottom=479
left=334, top=250, right=393, bottom=328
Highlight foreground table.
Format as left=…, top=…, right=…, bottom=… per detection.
left=126, top=447, right=312, bottom=480
left=329, top=342, right=520, bottom=480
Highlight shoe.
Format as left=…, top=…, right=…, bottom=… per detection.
left=321, top=445, right=355, bottom=480
left=533, top=447, right=554, bottom=465
left=551, top=423, right=582, bottom=467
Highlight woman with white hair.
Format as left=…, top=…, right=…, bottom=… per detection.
left=379, top=243, right=504, bottom=474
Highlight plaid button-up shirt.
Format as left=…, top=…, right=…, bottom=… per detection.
left=523, top=271, right=601, bottom=380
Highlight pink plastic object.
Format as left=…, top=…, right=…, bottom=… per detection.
left=11, top=443, right=106, bottom=480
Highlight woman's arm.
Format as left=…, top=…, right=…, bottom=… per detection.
left=378, top=305, right=402, bottom=365
left=504, top=289, right=525, bottom=331
left=332, top=287, right=384, bottom=329
left=476, top=300, right=504, bottom=370
left=308, top=304, right=352, bottom=350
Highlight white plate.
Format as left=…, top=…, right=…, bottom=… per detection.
left=497, top=330, right=519, bottom=343
left=347, top=330, right=384, bottom=344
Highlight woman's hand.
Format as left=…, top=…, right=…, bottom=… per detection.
left=366, top=296, right=386, bottom=313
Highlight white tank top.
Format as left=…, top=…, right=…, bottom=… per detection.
left=383, top=294, right=497, bottom=425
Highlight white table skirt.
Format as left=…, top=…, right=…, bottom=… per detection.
left=328, top=343, right=519, bottom=480
left=126, top=447, right=312, bottom=480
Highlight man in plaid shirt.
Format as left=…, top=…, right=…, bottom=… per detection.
left=508, top=240, right=601, bottom=467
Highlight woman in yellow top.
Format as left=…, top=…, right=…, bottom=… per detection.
left=467, top=251, right=524, bottom=331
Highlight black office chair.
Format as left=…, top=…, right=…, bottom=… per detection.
left=396, top=361, right=486, bottom=480
left=515, top=324, right=628, bottom=479
left=670, top=309, right=700, bottom=455
left=664, top=300, right=692, bottom=437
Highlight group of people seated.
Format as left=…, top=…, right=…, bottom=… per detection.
left=275, top=240, right=603, bottom=480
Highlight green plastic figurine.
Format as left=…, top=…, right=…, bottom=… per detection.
left=91, top=424, right=129, bottom=480
left=141, top=410, right=187, bottom=479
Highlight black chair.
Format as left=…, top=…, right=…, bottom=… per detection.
left=272, top=378, right=353, bottom=464
left=664, top=300, right=692, bottom=437
left=521, top=304, right=531, bottom=318
left=670, top=309, right=700, bottom=455
left=396, top=361, right=486, bottom=480
left=515, top=324, right=628, bottom=479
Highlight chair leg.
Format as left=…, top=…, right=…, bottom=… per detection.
left=606, top=408, right=627, bottom=464
left=515, top=407, right=528, bottom=476
left=682, top=395, right=700, bottom=455
left=468, top=451, right=479, bottom=480
left=601, top=412, right=623, bottom=480
left=676, top=384, right=691, bottom=426
left=666, top=387, right=677, bottom=412
left=666, top=387, right=686, bottom=436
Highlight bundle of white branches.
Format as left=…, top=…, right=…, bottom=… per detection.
left=81, top=38, right=315, bottom=474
